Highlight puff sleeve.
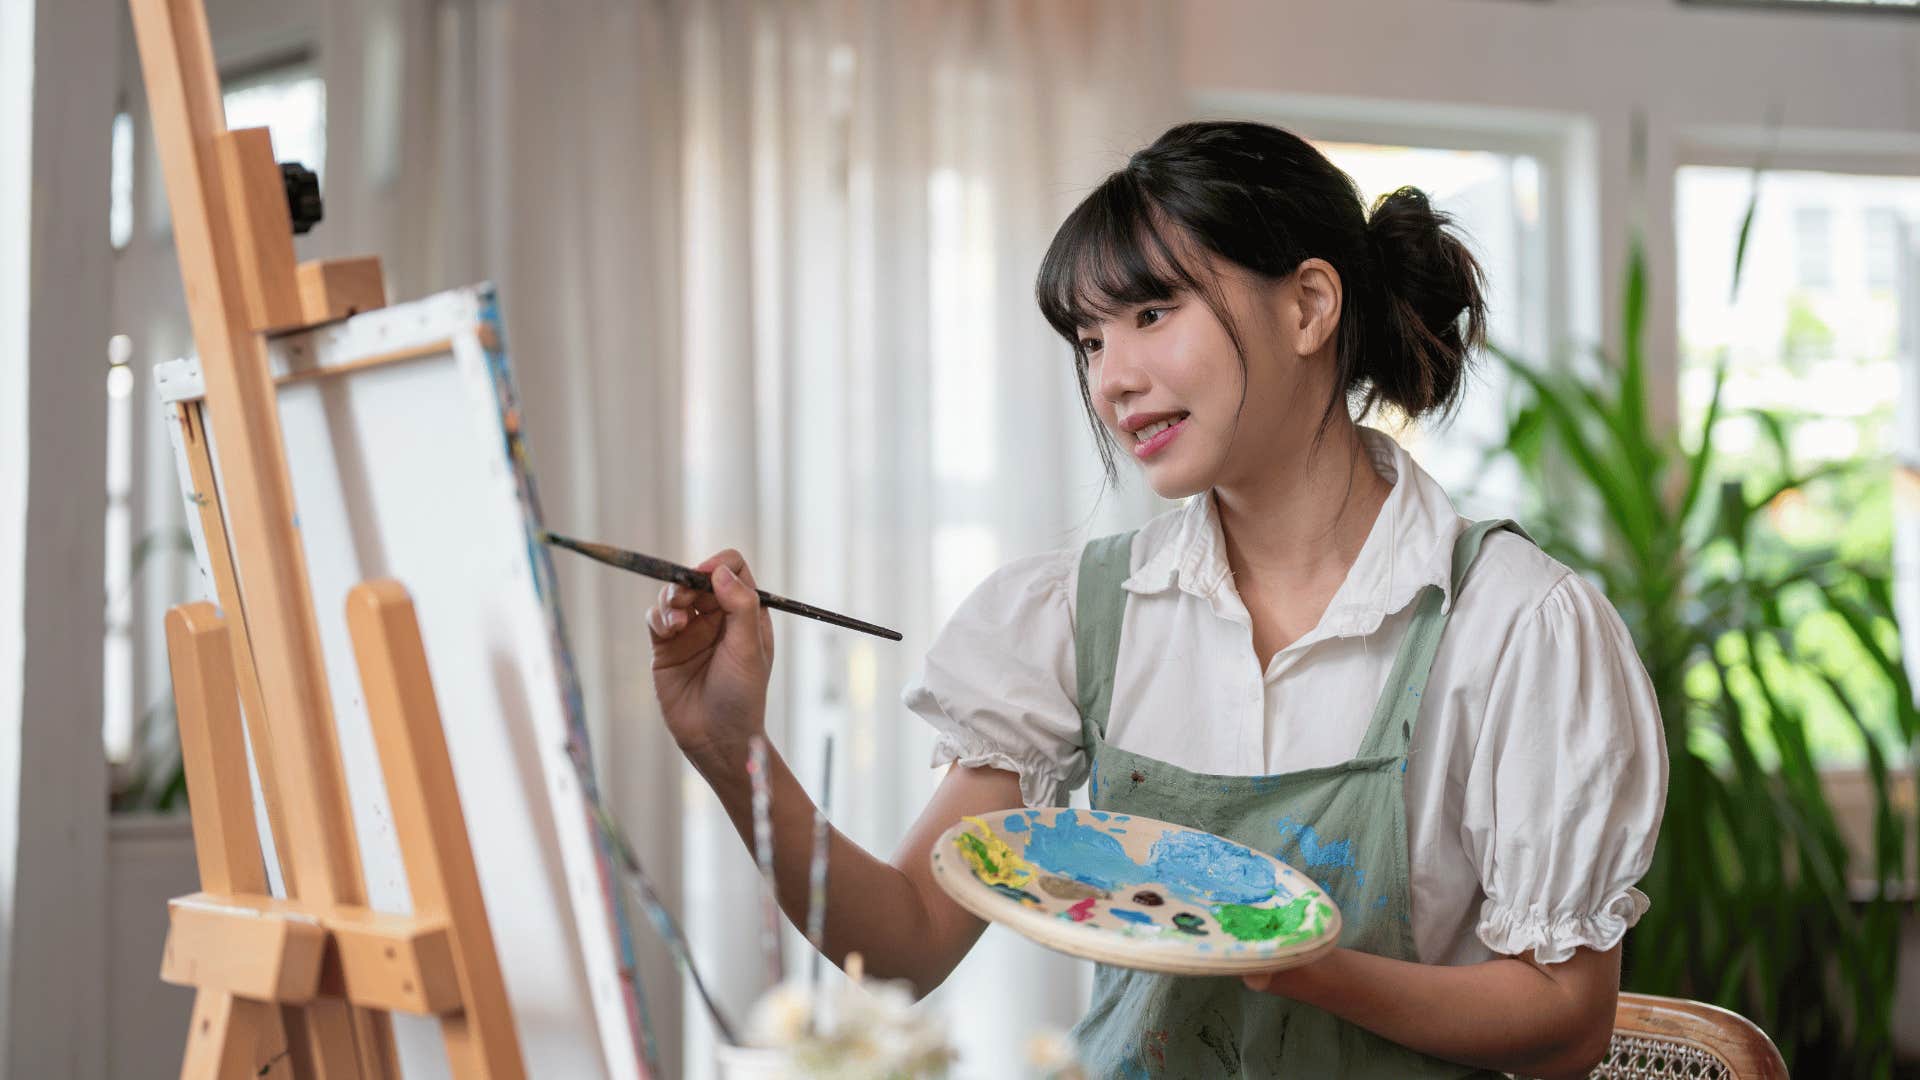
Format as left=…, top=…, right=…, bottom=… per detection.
left=900, top=546, right=1087, bottom=807
left=1462, top=571, right=1670, bottom=965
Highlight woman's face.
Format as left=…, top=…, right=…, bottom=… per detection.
left=1078, top=252, right=1344, bottom=500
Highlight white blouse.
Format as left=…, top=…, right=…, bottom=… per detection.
left=901, top=426, right=1668, bottom=967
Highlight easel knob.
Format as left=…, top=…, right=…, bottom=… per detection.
left=281, top=162, right=323, bottom=235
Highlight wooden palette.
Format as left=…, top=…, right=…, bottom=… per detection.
left=930, top=808, right=1340, bottom=976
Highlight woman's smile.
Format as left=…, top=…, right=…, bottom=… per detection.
left=1132, top=413, right=1189, bottom=459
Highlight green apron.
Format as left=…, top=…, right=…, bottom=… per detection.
left=1067, top=518, right=1528, bottom=1079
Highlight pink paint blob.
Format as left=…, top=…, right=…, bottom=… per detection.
left=1067, top=897, right=1097, bottom=923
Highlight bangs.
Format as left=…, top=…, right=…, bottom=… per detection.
left=1035, top=171, right=1206, bottom=345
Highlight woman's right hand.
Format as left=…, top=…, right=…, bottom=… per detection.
left=646, top=548, right=775, bottom=774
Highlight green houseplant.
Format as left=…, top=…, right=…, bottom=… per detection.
left=1483, top=200, right=1915, bottom=1075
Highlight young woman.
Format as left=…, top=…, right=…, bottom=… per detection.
left=647, top=120, right=1667, bottom=1079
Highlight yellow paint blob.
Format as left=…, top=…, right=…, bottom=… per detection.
left=955, top=816, right=1034, bottom=888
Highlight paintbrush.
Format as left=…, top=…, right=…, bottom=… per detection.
left=748, top=735, right=783, bottom=989
left=542, top=531, right=902, bottom=642
left=806, top=734, right=834, bottom=999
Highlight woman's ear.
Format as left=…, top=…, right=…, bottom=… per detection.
left=1286, top=258, right=1343, bottom=357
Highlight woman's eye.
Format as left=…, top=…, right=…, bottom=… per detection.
left=1078, top=337, right=1103, bottom=355
left=1138, top=306, right=1172, bottom=327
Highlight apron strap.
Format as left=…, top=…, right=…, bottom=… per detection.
left=1073, top=530, right=1138, bottom=742
left=1354, top=517, right=1534, bottom=760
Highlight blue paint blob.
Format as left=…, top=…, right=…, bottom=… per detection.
left=1001, top=813, right=1029, bottom=833
left=1249, top=774, right=1288, bottom=796
left=988, top=883, right=1040, bottom=905
left=1109, top=908, right=1155, bottom=926
left=1022, top=811, right=1286, bottom=908
left=1274, top=818, right=1358, bottom=872
left=1145, top=830, right=1279, bottom=905
left=1022, top=810, right=1145, bottom=891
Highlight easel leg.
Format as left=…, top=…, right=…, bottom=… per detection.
left=179, top=992, right=291, bottom=1079
left=173, top=400, right=393, bottom=1080
left=175, top=402, right=298, bottom=896
left=165, top=604, right=298, bottom=1079
left=346, top=581, right=527, bottom=1079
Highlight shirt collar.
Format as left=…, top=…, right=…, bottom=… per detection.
left=1121, top=425, right=1467, bottom=636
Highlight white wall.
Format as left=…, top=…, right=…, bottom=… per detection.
left=1, top=0, right=117, bottom=1075
left=104, top=817, right=199, bottom=1078
left=1180, top=0, right=1920, bottom=432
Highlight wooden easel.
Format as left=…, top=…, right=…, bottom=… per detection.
left=131, top=0, right=527, bottom=1075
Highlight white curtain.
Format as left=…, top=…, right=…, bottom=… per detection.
left=672, top=4, right=1185, bottom=1076
left=331, top=1, right=1180, bottom=1074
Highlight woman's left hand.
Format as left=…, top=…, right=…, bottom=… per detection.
left=1241, top=947, right=1343, bottom=1000
left=1239, top=944, right=1621, bottom=1080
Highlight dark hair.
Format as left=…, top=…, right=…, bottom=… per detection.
left=1035, top=119, right=1488, bottom=486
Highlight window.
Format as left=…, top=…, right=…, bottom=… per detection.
left=1867, top=206, right=1900, bottom=290
left=220, top=59, right=327, bottom=183
left=1313, top=141, right=1552, bottom=517
left=1794, top=205, right=1835, bottom=289
left=1677, top=165, right=1920, bottom=767
left=103, top=59, right=327, bottom=809
left=102, top=334, right=135, bottom=765
left=109, top=111, right=133, bottom=251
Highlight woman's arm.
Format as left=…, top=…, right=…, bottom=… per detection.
left=649, top=547, right=1026, bottom=997
left=1243, top=943, right=1619, bottom=1080
left=688, top=744, right=1023, bottom=998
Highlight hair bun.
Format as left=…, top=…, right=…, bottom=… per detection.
left=1361, top=186, right=1486, bottom=419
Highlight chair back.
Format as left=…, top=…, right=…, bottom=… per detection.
left=1591, top=993, right=1789, bottom=1079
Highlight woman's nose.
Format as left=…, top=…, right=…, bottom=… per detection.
left=1095, top=339, right=1149, bottom=403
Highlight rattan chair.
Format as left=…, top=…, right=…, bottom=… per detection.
left=1589, top=993, right=1789, bottom=1079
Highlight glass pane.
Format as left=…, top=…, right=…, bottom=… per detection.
left=1677, top=165, right=1919, bottom=767
left=101, top=60, right=328, bottom=807
left=101, top=334, right=134, bottom=766
left=109, top=111, right=133, bottom=251
left=222, top=62, right=327, bottom=183
left=1314, top=141, right=1549, bottom=516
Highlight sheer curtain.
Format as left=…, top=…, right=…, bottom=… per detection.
left=673, top=3, right=1180, bottom=1077
left=371, top=1, right=1178, bottom=1075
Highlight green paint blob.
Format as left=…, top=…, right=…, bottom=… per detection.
left=956, top=832, right=1000, bottom=876
left=1213, top=896, right=1322, bottom=943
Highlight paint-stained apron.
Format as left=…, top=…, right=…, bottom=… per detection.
left=1067, top=518, right=1527, bottom=1079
